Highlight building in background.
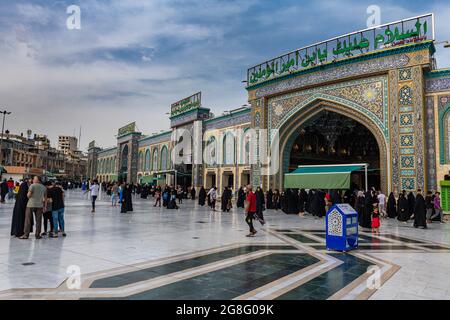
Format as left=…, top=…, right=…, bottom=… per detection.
left=58, top=135, right=78, bottom=154
left=0, top=130, right=87, bottom=181
left=87, top=14, right=450, bottom=199
left=88, top=103, right=252, bottom=192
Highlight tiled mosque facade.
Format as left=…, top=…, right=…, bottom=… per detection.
left=247, top=40, right=450, bottom=194
left=87, top=37, right=450, bottom=195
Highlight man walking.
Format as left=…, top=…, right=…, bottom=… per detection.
left=244, top=185, right=257, bottom=237
left=207, top=187, right=217, bottom=211
left=377, top=190, right=386, bottom=218
left=0, top=179, right=8, bottom=203
left=48, top=181, right=66, bottom=237
left=154, top=187, right=161, bottom=207
left=20, top=176, right=47, bottom=239
left=425, top=191, right=434, bottom=223
left=111, top=182, right=119, bottom=207
left=7, top=177, right=14, bottom=200
left=89, top=180, right=100, bottom=213
left=431, top=192, right=444, bottom=223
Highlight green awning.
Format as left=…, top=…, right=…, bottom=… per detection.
left=284, top=164, right=366, bottom=189
left=140, top=176, right=155, bottom=184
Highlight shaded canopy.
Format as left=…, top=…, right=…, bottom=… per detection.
left=284, top=164, right=367, bottom=189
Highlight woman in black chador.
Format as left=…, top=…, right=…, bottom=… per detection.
left=281, top=190, right=288, bottom=213
left=355, top=191, right=365, bottom=224
left=285, top=189, right=297, bottom=214
left=330, top=190, right=342, bottom=205
left=306, top=189, right=314, bottom=214
left=190, top=187, right=196, bottom=201
left=397, top=191, right=409, bottom=222
left=407, top=191, right=416, bottom=219
left=343, top=190, right=351, bottom=204
left=255, top=187, right=266, bottom=224
left=298, top=189, right=307, bottom=215
left=141, top=185, right=149, bottom=199
left=413, top=190, right=427, bottom=229
left=266, top=189, right=273, bottom=210
left=221, top=187, right=232, bottom=212
left=273, top=189, right=281, bottom=210
left=198, top=186, right=206, bottom=206
left=11, top=180, right=30, bottom=237
left=311, top=190, right=326, bottom=217
left=124, top=184, right=133, bottom=212
left=360, top=190, right=373, bottom=229
left=237, top=187, right=245, bottom=208
left=386, top=192, right=397, bottom=218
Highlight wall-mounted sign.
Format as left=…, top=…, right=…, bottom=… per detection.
left=88, top=140, right=96, bottom=149
left=247, top=13, right=434, bottom=86
left=118, top=122, right=136, bottom=137
left=171, top=92, right=201, bottom=117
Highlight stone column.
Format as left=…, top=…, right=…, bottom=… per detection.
left=389, top=66, right=427, bottom=192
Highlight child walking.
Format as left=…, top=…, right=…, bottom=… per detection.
left=371, top=203, right=380, bottom=234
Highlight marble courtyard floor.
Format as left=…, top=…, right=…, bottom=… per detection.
left=0, top=190, right=449, bottom=300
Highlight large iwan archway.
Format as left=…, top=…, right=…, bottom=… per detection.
left=274, top=99, right=389, bottom=193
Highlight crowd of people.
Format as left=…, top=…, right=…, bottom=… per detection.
left=232, top=186, right=445, bottom=232
left=10, top=176, right=66, bottom=239
left=6, top=174, right=446, bottom=240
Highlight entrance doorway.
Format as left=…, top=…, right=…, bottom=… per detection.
left=222, top=172, right=234, bottom=189
left=287, top=110, right=381, bottom=191
left=240, top=171, right=250, bottom=187
left=206, top=172, right=216, bottom=189
left=119, top=145, right=129, bottom=183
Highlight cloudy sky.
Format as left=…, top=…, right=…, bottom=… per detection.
left=1, top=0, right=449, bottom=151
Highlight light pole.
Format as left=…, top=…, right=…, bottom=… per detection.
left=0, top=110, right=12, bottom=166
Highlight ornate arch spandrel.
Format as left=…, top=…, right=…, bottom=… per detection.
left=273, top=100, right=389, bottom=193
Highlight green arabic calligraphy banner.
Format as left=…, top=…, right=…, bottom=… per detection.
left=171, top=92, right=202, bottom=117
left=247, top=14, right=434, bottom=86
left=118, top=122, right=136, bottom=137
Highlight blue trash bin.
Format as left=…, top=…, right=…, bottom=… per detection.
left=326, top=204, right=358, bottom=252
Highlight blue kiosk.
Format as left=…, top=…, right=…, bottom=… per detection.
left=326, top=203, right=359, bottom=252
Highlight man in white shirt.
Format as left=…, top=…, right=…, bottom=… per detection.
left=207, top=187, right=217, bottom=211
left=87, top=179, right=100, bottom=213
left=377, top=190, right=386, bottom=218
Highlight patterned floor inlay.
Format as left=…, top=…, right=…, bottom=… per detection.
left=279, top=228, right=450, bottom=252
left=85, top=253, right=320, bottom=300
left=309, top=232, right=373, bottom=243
left=283, top=233, right=320, bottom=243
left=276, top=253, right=373, bottom=300
left=1, top=226, right=448, bottom=300
left=90, top=245, right=295, bottom=289
left=374, top=233, right=427, bottom=244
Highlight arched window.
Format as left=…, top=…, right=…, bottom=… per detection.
left=145, top=149, right=151, bottom=171
left=441, top=104, right=450, bottom=164
left=121, top=145, right=128, bottom=171
left=241, top=129, right=255, bottom=165
left=139, top=152, right=144, bottom=172
left=112, top=157, right=116, bottom=173
left=160, top=146, right=168, bottom=171
left=205, top=136, right=217, bottom=166
left=152, top=148, right=159, bottom=171
left=223, top=132, right=235, bottom=165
